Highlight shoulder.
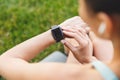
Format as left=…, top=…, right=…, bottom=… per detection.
left=77, top=64, right=103, bottom=80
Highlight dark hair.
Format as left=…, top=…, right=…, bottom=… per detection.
left=85, top=0, right=120, bottom=49
left=85, top=0, right=120, bottom=15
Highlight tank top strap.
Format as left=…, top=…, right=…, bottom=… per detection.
left=92, top=61, right=119, bottom=80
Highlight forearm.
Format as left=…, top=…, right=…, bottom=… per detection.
left=1, top=30, right=55, bottom=61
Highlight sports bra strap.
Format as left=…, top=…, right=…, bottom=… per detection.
left=92, top=61, right=119, bottom=80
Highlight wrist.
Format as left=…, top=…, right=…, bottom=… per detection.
left=46, top=30, right=56, bottom=44
left=79, top=56, right=97, bottom=64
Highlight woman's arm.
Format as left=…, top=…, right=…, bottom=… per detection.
left=0, top=56, right=102, bottom=80
left=1, top=30, right=55, bottom=61
left=0, top=56, right=96, bottom=80
left=0, top=55, right=82, bottom=80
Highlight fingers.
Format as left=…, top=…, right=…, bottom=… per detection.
left=75, top=24, right=90, bottom=33
left=63, top=30, right=87, bottom=41
left=63, top=26, right=86, bottom=36
left=61, top=40, right=81, bottom=56
left=61, top=40, right=80, bottom=60
left=61, top=40, right=76, bottom=53
left=62, top=25, right=90, bottom=35
left=63, top=30, right=89, bottom=48
left=61, top=39, right=93, bottom=63
left=61, top=27, right=94, bottom=64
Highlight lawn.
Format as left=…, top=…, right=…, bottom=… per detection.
left=0, top=0, right=78, bottom=79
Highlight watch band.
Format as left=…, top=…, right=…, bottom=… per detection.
left=51, top=25, right=64, bottom=42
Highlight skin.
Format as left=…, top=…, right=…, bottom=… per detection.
left=0, top=0, right=120, bottom=80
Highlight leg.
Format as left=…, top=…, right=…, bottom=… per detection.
left=40, top=51, right=67, bottom=63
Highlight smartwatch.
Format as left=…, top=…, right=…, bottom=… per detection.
left=51, top=25, right=64, bottom=42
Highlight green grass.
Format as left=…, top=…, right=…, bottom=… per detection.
left=0, top=0, right=78, bottom=79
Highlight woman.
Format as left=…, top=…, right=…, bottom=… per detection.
left=0, top=0, right=120, bottom=80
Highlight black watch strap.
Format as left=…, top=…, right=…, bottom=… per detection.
left=51, top=25, right=64, bottom=42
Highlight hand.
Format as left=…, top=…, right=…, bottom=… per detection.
left=65, top=31, right=113, bottom=64
left=61, top=27, right=95, bottom=64
left=59, top=16, right=90, bottom=56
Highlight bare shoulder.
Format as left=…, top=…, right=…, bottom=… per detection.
left=75, top=64, right=104, bottom=80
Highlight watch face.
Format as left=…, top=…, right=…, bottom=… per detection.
left=55, top=28, right=61, bottom=36
left=51, top=26, right=64, bottom=42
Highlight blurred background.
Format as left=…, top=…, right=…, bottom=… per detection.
left=0, top=0, right=78, bottom=79
left=0, top=0, right=78, bottom=62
